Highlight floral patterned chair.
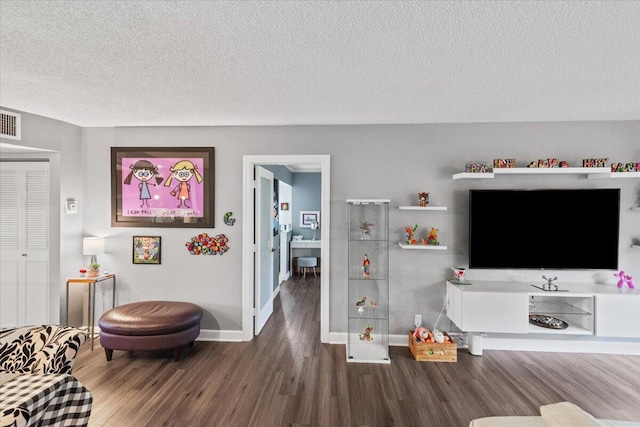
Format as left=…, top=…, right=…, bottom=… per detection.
left=0, top=325, right=87, bottom=384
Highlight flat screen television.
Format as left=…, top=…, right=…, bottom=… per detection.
left=469, top=188, right=620, bottom=270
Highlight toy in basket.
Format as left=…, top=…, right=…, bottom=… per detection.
left=409, top=327, right=457, bottom=362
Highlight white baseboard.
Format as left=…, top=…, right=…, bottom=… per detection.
left=328, top=332, right=640, bottom=355
left=197, top=329, right=244, bottom=342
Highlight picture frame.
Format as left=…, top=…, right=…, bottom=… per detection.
left=280, top=202, right=289, bottom=211
left=132, top=236, right=161, bottom=265
left=300, top=211, right=319, bottom=228
left=111, top=147, right=214, bottom=228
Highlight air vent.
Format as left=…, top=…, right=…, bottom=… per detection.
left=1, top=110, right=21, bottom=140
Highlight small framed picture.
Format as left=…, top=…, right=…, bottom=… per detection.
left=132, top=236, right=161, bottom=265
left=280, top=202, right=289, bottom=211
left=300, top=211, right=319, bottom=228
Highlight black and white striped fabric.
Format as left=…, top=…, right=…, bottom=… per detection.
left=0, top=374, right=92, bottom=427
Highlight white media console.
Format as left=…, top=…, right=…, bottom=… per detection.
left=445, top=280, right=640, bottom=354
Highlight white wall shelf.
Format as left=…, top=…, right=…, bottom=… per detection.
left=453, top=167, right=611, bottom=180
left=588, top=171, right=640, bottom=179
left=632, top=207, right=640, bottom=212
left=398, top=243, right=447, bottom=250
left=398, top=205, right=447, bottom=211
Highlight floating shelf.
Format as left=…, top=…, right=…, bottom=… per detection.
left=398, top=205, right=447, bottom=211
left=631, top=207, right=640, bottom=212
left=588, top=171, right=640, bottom=180
left=453, top=167, right=611, bottom=180
left=398, top=243, right=447, bottom=250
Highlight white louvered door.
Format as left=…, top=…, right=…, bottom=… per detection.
left=0, top=161, right=50, bottom=328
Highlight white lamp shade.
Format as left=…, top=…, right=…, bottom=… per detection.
left=83, top=237, right=105, bottom=255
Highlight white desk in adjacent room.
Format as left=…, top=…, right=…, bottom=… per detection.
left=290, top=240, right=321, bottom=275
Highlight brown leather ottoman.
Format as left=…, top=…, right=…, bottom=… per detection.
left=98, top=301, right=203, bottom=362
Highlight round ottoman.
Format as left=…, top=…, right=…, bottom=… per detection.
left=99, top=301, right=203, bottom=362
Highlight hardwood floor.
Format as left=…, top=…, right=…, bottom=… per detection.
left=73, top=275, right=640, bottom=426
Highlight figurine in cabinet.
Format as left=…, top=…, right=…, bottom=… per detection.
left=359, top=325, right=373, bottom=341
left=362, top=254, right=370, bottom=279
left=359, top=220, right=375, bottom=240
left=426, top=227, right=440, bottom=245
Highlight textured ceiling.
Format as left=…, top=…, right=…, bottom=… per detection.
left=1, top=1, right=639, bottom=127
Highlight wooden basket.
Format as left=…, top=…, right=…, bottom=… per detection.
left=408, top=331, right=457, bottom=362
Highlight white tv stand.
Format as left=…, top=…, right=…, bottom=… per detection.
left=445, top=280, right=640, bottom=354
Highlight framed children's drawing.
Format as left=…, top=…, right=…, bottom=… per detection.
left=132, top=236, right=161, bottom=265
left=111, top=147, right=215, bottom=228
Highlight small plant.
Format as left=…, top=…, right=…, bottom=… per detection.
left=89, top=262, right=100, bottom=271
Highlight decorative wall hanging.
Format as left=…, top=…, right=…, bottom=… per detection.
left=224, top=212, right=236, bottom=226
left=280, top=202, right=289, bottom=211
left=185, top=233, right=229, bottom=255
left=111, top=147, right=215, bottom=228
left=132, top=236, right=161, bottom=264
left=300, top=211, right=319, bottom=228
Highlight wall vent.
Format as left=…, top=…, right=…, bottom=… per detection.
left=1, top=110, right=21, bottom=140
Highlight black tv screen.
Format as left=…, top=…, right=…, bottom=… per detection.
left=469, top=189, right=620, bottom=270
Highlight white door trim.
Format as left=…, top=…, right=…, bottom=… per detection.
left=242, top=155, right=330, bottom=342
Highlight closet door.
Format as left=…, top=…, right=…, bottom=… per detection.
left=0, top=161, right=50, bottom=328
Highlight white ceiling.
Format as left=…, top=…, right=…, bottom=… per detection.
left=1, top=1, right=639, bottom=128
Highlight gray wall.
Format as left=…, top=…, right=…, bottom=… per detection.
left=3, top=111, right=639, bottom=339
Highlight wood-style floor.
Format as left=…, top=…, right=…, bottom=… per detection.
left=73, top=275, right=640, bottom=426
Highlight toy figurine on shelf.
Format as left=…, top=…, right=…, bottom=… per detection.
left=426, top=227, right=439, bottom=245
left=359, top=220, right=375, bottom=240
left=370, top=299, right=377, bottom=308
left=418, top=192, right=429, bottom=207
left=614, top=271, right=635, bottom=289
left=359, top=325, right=373, bottom=341
left=405, top=224, right=418, bottom=245
left=356, top=296, right=366, bottom=306
left=362, top=254, right=371, bottom=279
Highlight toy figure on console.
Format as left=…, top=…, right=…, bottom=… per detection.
left=614, top=271, right=635, bottom=289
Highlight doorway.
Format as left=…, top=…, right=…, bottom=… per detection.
left=242, top=155, right=330, bottom=342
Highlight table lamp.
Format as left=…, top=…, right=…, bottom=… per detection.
left=83, top=236, right=105, bottom=265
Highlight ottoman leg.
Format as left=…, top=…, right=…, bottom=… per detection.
left=174, top=348, right=181, bottom=362
left=104, top=348, right=113, bottom=361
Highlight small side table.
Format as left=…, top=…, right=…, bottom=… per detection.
left=65, top=273, right=116, bottom=350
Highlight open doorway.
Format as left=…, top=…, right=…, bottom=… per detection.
left=242, top=155, right=330, bottom=343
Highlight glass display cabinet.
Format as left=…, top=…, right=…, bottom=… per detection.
left=346, top=199, right=390, bottom=364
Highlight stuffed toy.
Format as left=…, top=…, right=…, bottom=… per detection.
left=412, top=326, right=430, bottom=343
left=432, top=329, right=452, bottom=344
